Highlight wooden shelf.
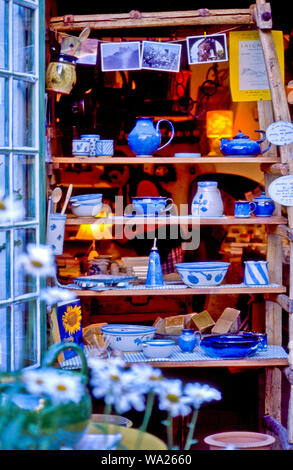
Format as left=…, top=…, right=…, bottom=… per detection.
left=125, top=357, right=288, bottom=368
left=52, top=156, right=281, bottom=165
left=72, top=284, right=286, bottom=297
left=65, top=215, right=287, bottom=225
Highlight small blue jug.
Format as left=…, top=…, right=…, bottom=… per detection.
left=178, top=329, right=201, bottom=353
left=128, top=117, right=174, bottom=157
left=145, top=238, right=164, bottom=287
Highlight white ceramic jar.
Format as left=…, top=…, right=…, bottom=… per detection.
left=192, top=181, right=224, bottom=217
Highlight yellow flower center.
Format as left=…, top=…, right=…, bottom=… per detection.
left=56, top=384, right=67, bottom=392
left=166, top=394, right=179, bottom=403
left=0, top=201, right=6, bottom=210
left=31, top=260, right=44, bottom=268
left=110, top=375, right=120, bottom=382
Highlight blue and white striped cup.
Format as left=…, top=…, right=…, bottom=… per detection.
left=244, top=260, right=269, bottom=285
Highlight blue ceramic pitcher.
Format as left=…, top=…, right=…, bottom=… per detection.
left=128, top=117, right=175, bottom=157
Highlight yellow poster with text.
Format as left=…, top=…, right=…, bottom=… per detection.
left=229, top=30, right=284, bottom=102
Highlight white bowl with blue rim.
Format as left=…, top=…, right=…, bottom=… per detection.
left=141, top=339, right=175, bottom=358
left=100, top=324, right=156, bottom=352
left=175, top=262, right=230, bottom=287
left=70, top=193, right=103, bottom=204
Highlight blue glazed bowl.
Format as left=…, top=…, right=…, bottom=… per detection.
left=200, top=334, right=261, bottom=358
left=131, top=197, right=173, bottom=216
left=175, top=262, right=230, bottom=287
left=70, top=193, right=103, bottom=203
left=100, top=324, right=156, bottom=352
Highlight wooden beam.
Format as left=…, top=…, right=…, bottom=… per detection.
left=268, top=224, right=293, bottom=242
left=260, top=163, right=289, bottom=176
left=49, top=9, right=254, bottom=31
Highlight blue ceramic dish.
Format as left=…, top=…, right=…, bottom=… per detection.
left=101, top=324, right=157, bottom=351
left=131, top=197, right=173, bottom=216
left=200, top=334, right=261, bottom=358
left=70, top=193, right=103, bottom=202
left=175, top=262, right=230, bottom=287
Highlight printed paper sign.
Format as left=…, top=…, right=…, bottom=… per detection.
left=229, top=30, right=284, bottom=102
left=266, top=121, right=293, bottom=146
left=268, top=175, right=293, bottom=206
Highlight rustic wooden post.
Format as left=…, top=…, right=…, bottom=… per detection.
left=256, top=0, right=293, bottom=441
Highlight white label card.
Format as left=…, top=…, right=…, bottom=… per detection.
left=266, top=121, right=293, bottom=146
left=268, top=175, right=293, bottom=206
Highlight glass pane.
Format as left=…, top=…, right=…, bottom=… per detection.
left=14, top=227, right=36, bottom=297
left=0, top=153, right=9, bottom=198
left=0, top=76, right=9, bottom=147
left=12, top=4, right=34, bottom=74
left=13, top=300, right=37, bottom=370
left=0, top=0, right=8, bottom=70
left=0, top=230, right=10, bottom=300
left=0, top=306, right=9, bottom=372
left=12, top=79, right=34, bottom=147
left=13, top=154, right=36, bottom=219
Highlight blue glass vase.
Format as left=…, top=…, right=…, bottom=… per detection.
left=178, top=329, right=201, bottom=353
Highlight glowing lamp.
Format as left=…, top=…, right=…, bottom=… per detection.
left=76, top=220, right=113, bottom=259
left=206, top=110, right=233, bottom=155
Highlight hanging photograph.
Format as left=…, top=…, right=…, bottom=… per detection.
left=141, top=41, right=182, bottom=72
left=187, top=34, right=228, bottom=64
left=101, top=41, right=141, bottom=71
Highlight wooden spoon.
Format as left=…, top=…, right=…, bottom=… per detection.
left=61, top=184, right=73, bottom=214
left=71, top=27, right=91, bottom=56
left=51, top=187, right=62, bottom=214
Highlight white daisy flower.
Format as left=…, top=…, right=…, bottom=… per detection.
left=18, top=244, right=56, bottom=277
left=129, top=364, right=164, bottom=394
left=0, top=194, right=25, bottom=224
left=44, top=369, right=84, bottom=405
left=22, top=369, right=48, bottom=396
left=41, top=287, right=77, bottom=305
left=157, top=379, right=192, bottom=417
left=184, top=383, right=222, bottom=409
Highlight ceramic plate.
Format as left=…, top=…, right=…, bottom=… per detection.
left=73, top=274, right=137, bottom=288
left=174, top=153, right=201, bottom=158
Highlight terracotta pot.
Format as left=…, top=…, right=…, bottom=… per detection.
left=204, top=431, right=275, bottom=450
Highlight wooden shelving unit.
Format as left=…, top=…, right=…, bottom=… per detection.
left=49, top=1, right=293, bottom=447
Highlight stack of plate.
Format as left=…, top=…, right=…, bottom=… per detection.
left=121, top=257, right=149, bottom=280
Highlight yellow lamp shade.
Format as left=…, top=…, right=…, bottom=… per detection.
left=206, top=110, right=233, bottom=138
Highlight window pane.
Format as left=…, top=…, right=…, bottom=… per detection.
left=13, top=300, right=37, bottom=370
left=12, top=4, right=34, bottom=74
left=0, top=153, right=9, bottom=197
left=0, top=230, right=10, bottom=300
left=12, top=79, right=34, bottom=147
left=0, top=306, right=9, bottom=372
left=14, top=227, right=36, bottom=297
left=0, top=77, right=9, bottom=147
left=13, top=154, right=36, bottom=219
left=0, top=0, right=8, bottom=70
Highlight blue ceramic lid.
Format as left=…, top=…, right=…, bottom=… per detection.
left=252, top=191, right=273, bottom=202
left=233, top=131, right=249, bottom=139
left=198, top=181, right=218, bottom=187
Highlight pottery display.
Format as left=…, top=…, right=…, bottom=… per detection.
left=141, top=339, right=175, bottom=358
left=252, top=192, right=275, bottom=217
left=220, top=130, right=271, bottom=156
left=70, top=200, right=103, bottom=217
left=192, top=181, right=224, bottom=217
left=72, top=139, right=90, bottom=156
left=100, top=324, right=156, bottom=352
left=175, top=261, right=230, bottom=287
left=131, top=197, right=173, bottom=216
left=46, top=53, right=77, bottom=95
left=81, top=134, right=101, bottom=157
left=178, top=329, right=201, bottom=353
left=128, top=116, right=174, bottom=157
left=244, top=260, right=269, bottom=285
left=96, top=139, right=114, bottom=156
left=234, top=200, right=256, bottom=218
left=46, top=213, right=67, bottom=255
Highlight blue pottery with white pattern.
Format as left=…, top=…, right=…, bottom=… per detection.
left=244, top=260, right=269, bottom=285
left=175, top=262, right=230, bottom=287
left=192, top=181, right=223, bottom=217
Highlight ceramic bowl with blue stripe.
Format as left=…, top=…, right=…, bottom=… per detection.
left=175, top=262, right=230, bottom=287
left=100, top=324, right=156, bottom=351
left=141, top=339, right=175, bottom=358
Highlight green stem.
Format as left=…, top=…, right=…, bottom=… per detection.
left=103, top=402, right=112, bottom=448
left=135, top=391, right=155, bottom=450
left=184, top=408, right=199, bottom=451
left=167, top=413, right=173, bottom=450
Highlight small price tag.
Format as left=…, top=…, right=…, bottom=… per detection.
left=268, top=175, right=293, bottom=206
left=266, top=121, right=293, bottom=146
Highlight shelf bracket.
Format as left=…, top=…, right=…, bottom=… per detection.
left=267, top=225, right=293, bottom=242
left=266, top=294, right=293, bottom=313
left=260, top=162, right=290, bottom=176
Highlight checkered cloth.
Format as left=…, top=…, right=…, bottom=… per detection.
left=161, top=246, right=184, bottom=274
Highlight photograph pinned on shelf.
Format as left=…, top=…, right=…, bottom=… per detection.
left=61, top=36, right=98, bottom=65
left=100, top=41, right=141, bottom=71
left=141, top=40, right=182, bottom=72
left=187, top=34, right=228, bottom=64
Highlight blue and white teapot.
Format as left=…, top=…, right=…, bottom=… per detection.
left=220, top=130, right=271, bottom=156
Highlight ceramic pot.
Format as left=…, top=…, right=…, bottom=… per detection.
left=132, top=197, right=173, bottom=215
left=128, top=117, right=174, bottom=157
left=234, top=200, right=256, bottom=218
left=244, top=260, right=269, bottom=285
left=145, top=239, right=164, bottom=287
left=220, top=130, right=271, bottom=156
left=178, top=329, right=201, bottom=353
left=192, top=181, right=223, bottom=217
left=252, top=192, right=275, bottom=217
left=204, top=431, right=275, bottom=450
left=46, top=54, right=77, bottom=95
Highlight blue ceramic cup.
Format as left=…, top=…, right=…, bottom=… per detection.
left=132, top=197, right=173, bottom=216
left=234, top=200, right=256, bottom=218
